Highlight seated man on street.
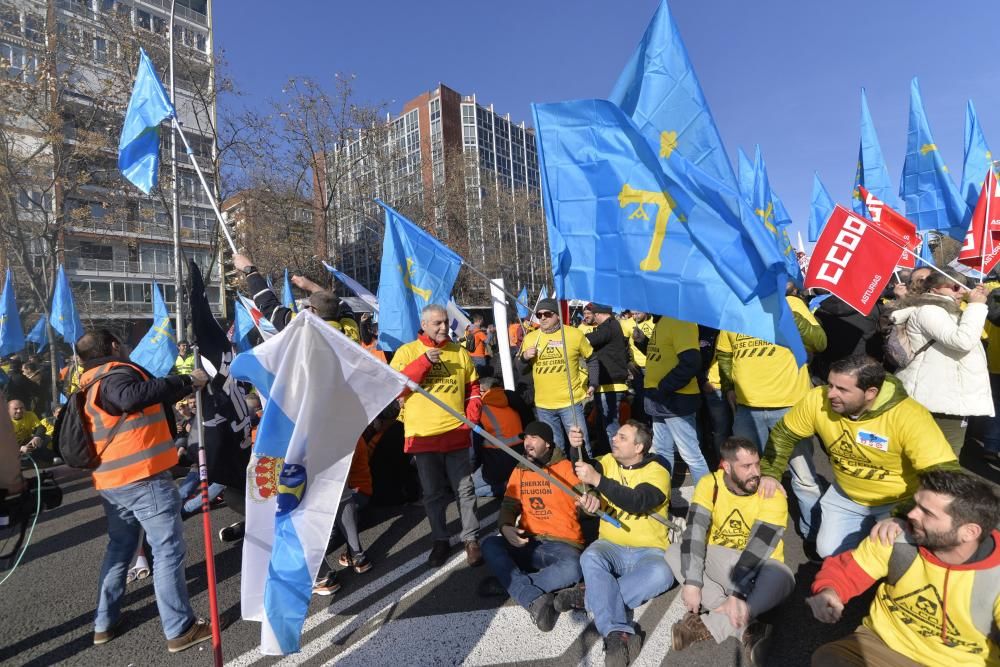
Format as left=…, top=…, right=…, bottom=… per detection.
left=759, top=354, right=959, bottom=558
left=563, top=422, right=674, bottom=667
left=666, top=436, right=794, bottom=666
left=808, top=469, right=1000, bottom=667
left=8, top=399, right=54, bottom=465
left=480, top=421, right=589, bottom=631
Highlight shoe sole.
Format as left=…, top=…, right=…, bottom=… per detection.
left=353, top=563, right=373, bottom=574
left=312, top=587, right=340, bottom=596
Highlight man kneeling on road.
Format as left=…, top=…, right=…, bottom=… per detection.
left=808, top=469, right=1000, bottom=666
left=480, top=421, right=589, bottom=631
left=666, top=436, right=793, bottom=666
left=562, top=422, right=674, bottom=667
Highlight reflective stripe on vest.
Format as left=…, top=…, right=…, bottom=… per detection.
left=81, top=361, right=177, bottom=490
left=480, top=405, right=521, bottom=447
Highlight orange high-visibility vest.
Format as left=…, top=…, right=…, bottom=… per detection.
left=363, top=339, right=387, bottom=364
left=81, top=361, right=178, bottom=490
left=479, top=403, right=523, bottom=450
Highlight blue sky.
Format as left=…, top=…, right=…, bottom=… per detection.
left=215, top=0, right=1000, bottom=248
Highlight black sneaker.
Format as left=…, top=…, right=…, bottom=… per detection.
left=312, top=573, right=341, bottom=596
left=527, top=593, right=558, bottom=632
left=477, top=575, right=509, bottom=599
left=219, top=522, right=245, bottom=543
left=553, top=584, right=586, bottom=612
left=604, top=631, right=641, bottom=667
left=427, top=540, right=451, bottom=567
left=741, top=621, right=773, bottom=666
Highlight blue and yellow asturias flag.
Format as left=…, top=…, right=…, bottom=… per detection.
left=609, top=0, right=738, bottom=195
left=900, top=78, right=968, bottom=239
left=532, top=99, right=806, bottom=363
left=960, top=100, right=993, bottom=219
left=516, top=286, right=530, bottom=320
left=0, top=268, right=25, bottom=357
left=853, top=88, right=900, bottom=216
left=281, top=268, right=298, bottom=313
left=129, top=281, right=178, bottom=377
left=808, top=173, right=836, bottom=243
left=375, top=200, right=463, bottom=351
left=737, top=147, right=755, bottom=203
left=750, top=145, right=802, bottom=286
left=25, top=315, right=47, bottom=353
left=50, top=265, right=84, bottom=347
left=118, top=48, right=176, bottom=194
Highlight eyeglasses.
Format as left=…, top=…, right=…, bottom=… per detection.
left=535, top=311, right=555, bottom=318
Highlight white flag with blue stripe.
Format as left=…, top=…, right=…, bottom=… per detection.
left=229, top=311, right=408, bottom=655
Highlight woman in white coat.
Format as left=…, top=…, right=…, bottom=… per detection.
left=890, top=270, right=991, bottom=454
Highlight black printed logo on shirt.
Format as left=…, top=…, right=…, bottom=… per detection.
left=829, top=432, right=889, bottom=481
left=529, top=496, right=546, bottom=511
left=534, top=341, right=568, bottom=376
left=711, top=509, right=751, bottom=550
left=422, top=360, right=461, bottom=395
left=881, top=584, right=982, bottom=653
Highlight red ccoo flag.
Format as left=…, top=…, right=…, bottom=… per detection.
left=859, top=185, right=920, bottom=268
left=805, top=205, right=904, bottom=315
left=957, top=167, right=1000, bottom=275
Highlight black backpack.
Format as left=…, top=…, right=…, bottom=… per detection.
left=53, top=369, right=134, bottom=469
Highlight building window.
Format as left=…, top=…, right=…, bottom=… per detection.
left=136, top=10, right=151, bottom=30
left=94, top=36, right=108, bottom=63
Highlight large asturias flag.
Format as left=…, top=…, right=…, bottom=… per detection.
left=375, top=200, right=462, bottom=351
left=532, top=99, right=806, bottom=363
left=118, top=48, right=176, bottom=194
left=129, top=281, right=177, bottom=377
left=50, top=265, right=84, bottom=347
left=852, top=88, right=901, bottom=217
left=808, top=173, right=836, bottom=243
left=960, top=100, right=993, bottom=221
left=0, top=268, right=25, bottom=357
left=230, top=312, right=408, bottom=655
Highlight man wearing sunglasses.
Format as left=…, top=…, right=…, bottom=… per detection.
left=519, top=298, right=594, bottom=458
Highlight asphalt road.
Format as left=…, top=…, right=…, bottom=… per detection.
left=1, top=445, right=996, bottom=667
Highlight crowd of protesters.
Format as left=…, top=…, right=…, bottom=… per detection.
left=2, top=259, right=999, bottom=666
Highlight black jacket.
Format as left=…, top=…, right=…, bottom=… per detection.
left=586, top=318, right=630, bottom=387
left=86, top=357, right=189, bottom=438
left=809, top=296, right=883, bottom=380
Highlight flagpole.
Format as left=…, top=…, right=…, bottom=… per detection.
left=192, top=346, right=223, bottom=666
left=556, top=301, right=585, bottom=466
left=402, top=378, right=626, bottom=528
left=168, top=0, right=185, bottom=340
left=171, top=118, right=239, bottom=256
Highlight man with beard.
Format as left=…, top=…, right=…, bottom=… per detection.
left=479, top=421, right=589, bottom=631
left=809, top=470, right=1000, bottom=667
left=759, top=353, right=958, bottom=558
left=666, top=437, right=793, bottom=666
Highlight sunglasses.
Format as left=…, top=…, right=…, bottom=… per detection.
left=535, top=311, right=556, bottom=318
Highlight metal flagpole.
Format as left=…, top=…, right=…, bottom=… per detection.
left=403, top=378, right=626, bottom=528
left=171, top=118, right=239, bottom=255
left=168, top=0, right=185, bottom=339
left=555, top=300, right=586, bottom=465
left=192, top=347, right=223, bottom=666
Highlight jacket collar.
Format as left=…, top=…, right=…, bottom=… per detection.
left=417, top=332, right=449, bottom=349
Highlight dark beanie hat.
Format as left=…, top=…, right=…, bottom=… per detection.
left=520, top=420, right=555, bottom=444
left=535, top=298, right=559, bottom=314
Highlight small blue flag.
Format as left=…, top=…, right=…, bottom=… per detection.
left=900, top=78, right=968, bottom=239
left=737, top=148, right=755, bottom=203
left=118, top=48, right=176, bottom=194
left=808, top=173, right=836, bottom=243
left=129, top=282, right=178, bottom=377
left=375, top=200, right=463, bottom=351
left=853, top=88, right=901, bottom=216
left=750, top=146, right=803, bottom=286
left=960, top=100, right=993, bottom=218
left=920, top=231, right=936, bottom=265
left=516, top=286, right=530, bottom=320
left=25, top=315, right=47, bottom=353
left=609, top=0, right=738, bottom=194
left=281, top=269, right=298, bottom=313
left=0, top=269, right=25, bottom=357
left=538, top=286, right=549, bottom=302
left=532, top=98, right=805, bottom=363
left=233, top=300, right=255, bottom=353
left=51, top=265, right=84, bottom=347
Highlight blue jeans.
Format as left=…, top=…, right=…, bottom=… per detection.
left=593, top=390, right=624, bottom=455
left=651, top=413, right=709, bottom=484
left=816, top=484, right=895, bottom=558
left=481, top=535, right=583, bottom=608
left=733, top=405, right=823, bottom=541
left=177, top=468, right=225, bottom=513
left=537, top=404, right=591, bottom=459
left=580, top=539, right=674, bottom=636
left=95, top=471, right=195, bottom=639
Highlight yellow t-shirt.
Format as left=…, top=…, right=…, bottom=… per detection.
left=577, top=322, right=596, bottom=336
left=11, top=411, right=42, bottom=445
left=644, top=316, right=700, bottom=394
left=691, top=469, right=787, bottom=562
left=986, top=322, right=1000, bottom=375
left=627, top=318, right=656, bottom=368
left=522, top=326, right=593, bottom=410
left=706, top=355, right=721, bottom=387
left=851, top=535, right=1000, bottom=666
left=390, top=340, right=478, bottom=438
left=717, top=297, right=815, bottom=408
left=780, top=385, right=956, bottom=506
left=596, top=454, right=670, bottom=550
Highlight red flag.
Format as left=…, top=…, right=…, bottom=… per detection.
left=958, top=168, right=1000, bottom=274
left=805, top=206, right=904, bottom=315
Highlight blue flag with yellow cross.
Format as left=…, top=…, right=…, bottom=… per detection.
left=130, top=281, right=178, bottom=377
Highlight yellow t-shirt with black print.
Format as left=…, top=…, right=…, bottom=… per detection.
left=522, top=326, right=593, bottom=410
